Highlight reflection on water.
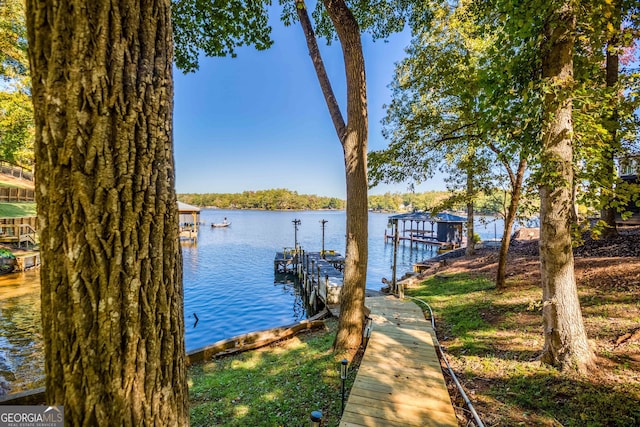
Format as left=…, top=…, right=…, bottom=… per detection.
left=0, top=210, right=505, bottom=394
left=0, top=270, right=44, bottom=394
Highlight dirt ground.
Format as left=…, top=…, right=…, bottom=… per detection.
left=440, top=227, right=640, bottom=358
left=416, top=225, right=640, bottom=426
left=443, top=226, right=640, bottom=292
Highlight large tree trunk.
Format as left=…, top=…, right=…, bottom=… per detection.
left=296, top=0, right=368, bottom=354
left=26, top=1, right=189, bottom=424
left=496, top=157, right=526, bottom=288
left=539, top=0, right=595, bottom=373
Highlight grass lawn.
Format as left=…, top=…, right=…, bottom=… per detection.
left=407, top=272, right=640, bottom=426
left=0, top=203, right=36, bottom=218
left=188, top=318, right=358, bottom=427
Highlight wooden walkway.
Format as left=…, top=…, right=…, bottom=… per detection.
left=340, top=296, right=458, bottom=427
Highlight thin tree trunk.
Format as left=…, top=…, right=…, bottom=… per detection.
left=465, top=169, right=475, bottom=256
left=600, top=1, right=621, bottom=238
left=539, top=0, right=595, bottom=373
left=295, top=0, right=368, bottom=354
left=323, top=0, right=368, bottom=354
left=496, top=157, right=526, bottom=288
left=295, top=1, right=346, bottom=138
left=26, top=0, right=189, bottom=424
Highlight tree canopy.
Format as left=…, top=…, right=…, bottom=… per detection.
left=0, top=0, right=33, bottom=166
left=172, top=0, right=274, bottom=73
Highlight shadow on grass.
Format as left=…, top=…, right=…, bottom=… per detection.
left=408, top=275, right=544, bottom=359
left=485, top=371, right=640, bottom=426
left=410, top=273, right=496, bottom=297
left=408, top=270, right=640, bottom=426
left=188, top=319, right=351, bottom=427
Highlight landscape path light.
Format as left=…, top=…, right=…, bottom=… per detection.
left=310, top=410, right=322, bottom=427
left=340, top=358, right=348, bottom=414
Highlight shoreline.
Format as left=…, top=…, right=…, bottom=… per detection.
left=0, top=308, right=334, bottom=405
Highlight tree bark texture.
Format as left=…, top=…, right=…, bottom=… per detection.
left=539, top=0, right=595, bottom=373
left=496, top=157, right=526, bottom=288
left=26, top=1, right=189, bottom=424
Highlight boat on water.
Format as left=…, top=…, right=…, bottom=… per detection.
left=211, top=218, right=231, bottom=228
left=211, top=222, right=231, bottom=228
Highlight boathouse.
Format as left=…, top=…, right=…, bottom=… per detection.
left=178, top=201, right=200, bottom=226
left=178, top=201, right=200, bottom=242
left=385, top=211, right=466, bottom=247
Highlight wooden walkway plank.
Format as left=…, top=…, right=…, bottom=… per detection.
left=352, top=370, right=450, bottom=394
left=348, top=379, right=454, bottom=409
left=340, top=295, right=458, bottom=427
left=343, top=395, right=459, bottom=424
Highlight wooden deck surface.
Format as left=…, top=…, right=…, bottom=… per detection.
left=340, top=296, right=458, bottom=427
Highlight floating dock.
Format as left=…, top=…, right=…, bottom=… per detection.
left=274, top=247, right=299, bottom=274
left=274, top=247, right=345, bottom=308
left=14, top=252, right=40, bottom=271
left=179, top=227, right=198, bottom=244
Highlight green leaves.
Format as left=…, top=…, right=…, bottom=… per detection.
left=172, top=0, right=274, bottom=73
left=279, top=0, right=418, bottom=42
left=371, top=0, right=516, bottom=193
left=0, top=0, right=29, bottom=81
left=0, top=0, right=33, bottom=166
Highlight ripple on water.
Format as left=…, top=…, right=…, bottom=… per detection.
left=0, top=270, right=44, bottom=394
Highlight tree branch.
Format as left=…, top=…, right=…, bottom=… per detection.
left=487, top=142, right=517, bottom=187
left=295, top=0, right=346, bottom=141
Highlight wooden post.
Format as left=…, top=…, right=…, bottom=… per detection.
left=410, top=220, right=414, bottom=246
left=313, top=285, right=318, bottom=311
left=392, top=220, right=401, bottom=298
left=311, top=260, right=316, bottom=284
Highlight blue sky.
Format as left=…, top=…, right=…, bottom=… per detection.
left=172, top=10, right=444, bottom=199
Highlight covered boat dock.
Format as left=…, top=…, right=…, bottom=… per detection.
left=178, top=201, right=201, bottom=242
left=385, top=212, right=466, bottom=248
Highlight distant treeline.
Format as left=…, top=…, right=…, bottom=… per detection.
left=370, top=190, right=515, bottom=215
left=178, top=189, right=344, bottom=210
left=178, top=189, right=505, bottom=213
left=369, top=191, right=450, bottom=212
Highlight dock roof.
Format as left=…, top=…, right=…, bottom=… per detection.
left=177, top=201, right=201, bottom=213
left=388, top=211, right=466, bottom=223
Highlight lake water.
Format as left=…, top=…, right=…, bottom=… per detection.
left=0, top=209, right=504, bottom=394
